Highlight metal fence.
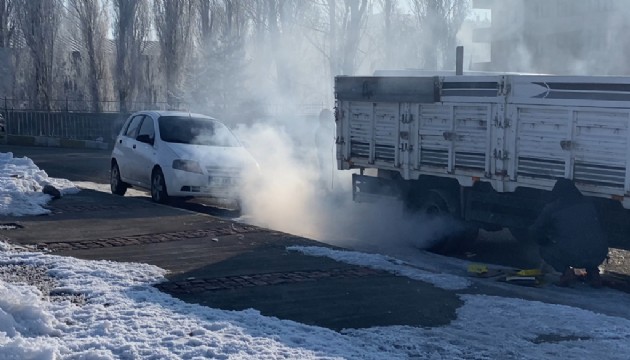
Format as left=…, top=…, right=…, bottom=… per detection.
left=3, top=111, right=128, bottom=144
left=0, top=97, right=187, bottom=144
left=1, top=97, right=188, bottom=113
left=0, top=99, right=331, bottom=146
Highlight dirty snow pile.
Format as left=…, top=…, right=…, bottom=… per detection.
left=1, top=243, right=630, bottom=359
left=0, top=152, right=79, bottom=216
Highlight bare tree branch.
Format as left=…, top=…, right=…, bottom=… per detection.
left=0, top=0, right=16, bottom=48
left=67, top=0, right=109, bottom=112
left=154, top=0, right=196, bottom=107
left=15, top=0, right=61, bottom=110
left=410, top=0, right=469, bottom=69
left=113, top=0, right=150, bottom=112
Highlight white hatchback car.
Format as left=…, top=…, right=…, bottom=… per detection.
left=110, top=110, right=258, bottom=204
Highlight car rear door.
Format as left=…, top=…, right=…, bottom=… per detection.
left=116, top=114, right=144, bottom=183
left=132, top=115, right=157, bottom=187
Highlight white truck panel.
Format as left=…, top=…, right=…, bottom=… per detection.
left=508, top=75, right=630, bottom=108
left=336, top=74, right=630, bottom=208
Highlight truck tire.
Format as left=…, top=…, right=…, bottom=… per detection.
left=410, top=190, right=478, bottom=254
left=509, top=227, right=531, bottom=243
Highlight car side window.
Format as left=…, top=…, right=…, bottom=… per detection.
left=124, top=115, right=144, bottom=138
left=137, top=116, right=155, bottom=142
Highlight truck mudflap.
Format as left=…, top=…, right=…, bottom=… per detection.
left=352, top=173, right=401, bottom=203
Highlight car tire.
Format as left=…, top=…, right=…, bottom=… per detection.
left=151, top=168, right=170, bottom=204
left=110, top=162, right=128, bottom=196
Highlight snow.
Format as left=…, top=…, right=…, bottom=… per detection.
left=2, top=152, right=630, bottom=359
left=0, top=152, right=79, bottom=216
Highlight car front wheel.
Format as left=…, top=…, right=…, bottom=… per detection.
left=151, top=168, right=169, bottom=204
left=110, top=162, right=128, bottom=196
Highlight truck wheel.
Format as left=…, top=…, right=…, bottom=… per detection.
left=509, top=227, right=531, bottom=243
left=412, top=190, right=478, bottom=254
left=418, top=191, right=449, bottom=215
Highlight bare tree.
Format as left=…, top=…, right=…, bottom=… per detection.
left=214, top=0, right=248, bottom=117
left=222, top=0, right=248, bottom=38
left=154, top=0, right=196, bottom=107
left=340, top=0, right=369, bottom=75
left=411, top=0, right=469, bottom=69
left=198, top=0, right=220, bottom=44
left=187, top=0, right=220, bottom=110
left=378, top=0, right=397, bottom=67
left=0, top=0, right=15, bottom=48
left=327, top=0, right=337, bottom=76
left=15, top=0, right=61, bottom=110
left=246, top=0, right=266, bottom=48
left=0, top=0, right=16, bottom=99
left=67, top=0, right=109, bottom=112
left=258, top=0, right=311, bottom=95
left=113, top=0, right=150, bottom=112
left=187, top=0, right=256, bottom=120
left=306, top=0, right=370, bottom=77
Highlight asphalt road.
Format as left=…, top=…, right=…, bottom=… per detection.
left=4, top=144, right=629, bottom=276
left=1, top=144, right=111, bottom=183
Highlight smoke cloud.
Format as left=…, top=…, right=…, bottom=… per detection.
left=230, top=119, right=463, bottom=253
left=476, top=0, right=630, bottom=75
left=185, top=1, right=630, bottom=254
left=178, top=2, right=481, bottom=254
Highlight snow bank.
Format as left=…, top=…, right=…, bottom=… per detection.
left=0, top=152, right=79, bottom=216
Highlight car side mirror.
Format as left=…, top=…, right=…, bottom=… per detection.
left=137, top=134, right=154, bottom=145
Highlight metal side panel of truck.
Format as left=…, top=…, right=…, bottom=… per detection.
left=335, top=74, right=630, bottom=248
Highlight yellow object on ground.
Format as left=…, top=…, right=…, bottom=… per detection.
left=515, top=269, right=543, bottom=277
left=467, top=263, right=489, bottom=274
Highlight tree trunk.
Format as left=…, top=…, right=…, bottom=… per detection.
left=114, top=0, right=149, bottom=112
left=327, top=0, right=337, bottom=78
left=341, top=0, right=367, bottom=75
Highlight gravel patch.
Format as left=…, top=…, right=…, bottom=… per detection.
left=0, top=254, right=87, bottom=305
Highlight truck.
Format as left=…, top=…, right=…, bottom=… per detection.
left=334, top=73, right=630, bottom=252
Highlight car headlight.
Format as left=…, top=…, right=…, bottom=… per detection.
left=172, top=159, right=203, bottom=174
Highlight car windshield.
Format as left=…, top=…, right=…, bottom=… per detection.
left=158, top=116, right=240, bottom=147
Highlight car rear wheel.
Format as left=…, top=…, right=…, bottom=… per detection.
left=110, top=162, right=128, bottom=196
left=151, top=168, right=170, bottom=204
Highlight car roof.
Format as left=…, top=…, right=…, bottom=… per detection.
left=135, top=110, right=217, bottom=120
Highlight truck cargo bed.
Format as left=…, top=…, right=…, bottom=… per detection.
left=335, top=74, right=630, bottom=209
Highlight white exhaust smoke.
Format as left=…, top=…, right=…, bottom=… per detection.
left=233, top=119, right=465, bottom=253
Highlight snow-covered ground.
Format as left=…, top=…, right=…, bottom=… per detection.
left=0, top=152, right=79, bottom=216
left=2, top=151, right=630, bottom=359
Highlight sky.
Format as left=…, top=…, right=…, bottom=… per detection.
left=3, top=151, right=630, bottom=359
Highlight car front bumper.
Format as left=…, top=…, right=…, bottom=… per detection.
left=164, top=168, right=241, bottom=200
